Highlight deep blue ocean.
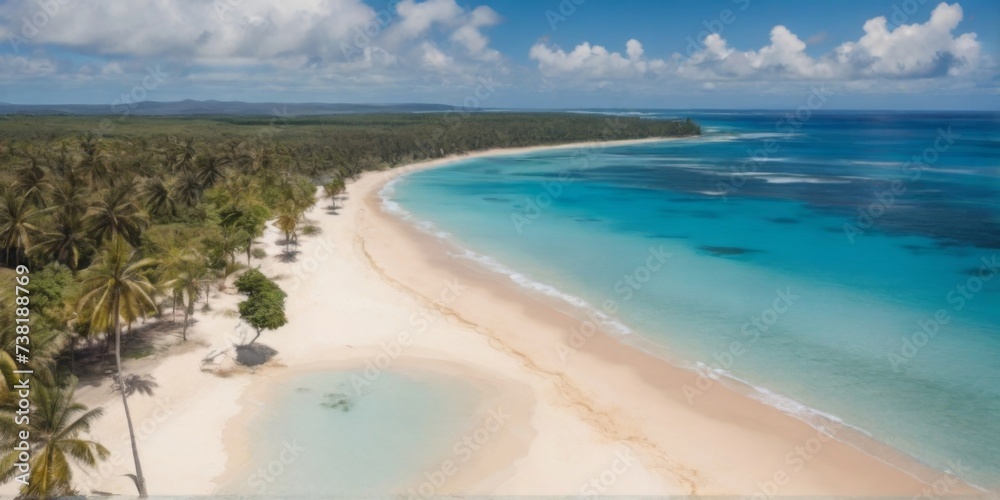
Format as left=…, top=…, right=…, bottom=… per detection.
left=385, top=110, right=1000, bottom=487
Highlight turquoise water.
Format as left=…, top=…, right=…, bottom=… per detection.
left=387, top=111, right=1000, bottom=487
left=222, top=369, right=481, bottom=497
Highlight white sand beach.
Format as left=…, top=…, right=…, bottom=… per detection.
left=6, top=139, right=979, bottom=497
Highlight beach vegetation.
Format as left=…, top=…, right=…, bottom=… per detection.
left=0, top=379, right=109, bottom=499
left=0, top=111, right=699, bottom=495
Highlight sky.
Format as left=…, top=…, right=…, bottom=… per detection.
left=0, top=0, right=998, bottom=109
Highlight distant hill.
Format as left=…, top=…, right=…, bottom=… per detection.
left=0, top=100, right=457, bottom=116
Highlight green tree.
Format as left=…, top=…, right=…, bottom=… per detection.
left=234, top=269, right=287, bottom=345
left=172, top=259, right=210, bottom=341
left=323, top=177, right=346, bottom=208
left=32, top=212, right=94, bottom=272
left=86, top=188, right=149, bottom=248
left=0, top=379, right=109, bottom=499
left=76, top=239, right=157, bottom=498
left=0, top=190, right=52, bottom=266
left=142, top=177, right=177, bottom=220
left=274, top=211, right=298, bottom=253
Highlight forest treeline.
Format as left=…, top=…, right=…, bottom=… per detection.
left=0, top=112, right=699, bottom=497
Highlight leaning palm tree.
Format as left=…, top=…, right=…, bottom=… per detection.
left=77, top=238, right=157, bottom=498
left=32, top=211, right=94, bottom=272
left=0, top=379, right=109, bottom=499
left=171, top=260, right=209, bottom=341
left=0, top=190, right=52, bottom=266
left=86, top=187, right=149, bottom=248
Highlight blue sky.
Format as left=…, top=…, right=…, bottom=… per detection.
left=0, top=0, right=997, bottom=109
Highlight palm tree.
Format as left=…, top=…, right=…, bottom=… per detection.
left=86, top=187, right=149, bottom=247
left=32, top=212, right=94, bottom=272
left=172, top=260, right=209, bottom=341
left=217, top=226, right=248, bottom=270
left=50, top=176, right=89, bottom=219
left=76, top=239, right=157, bottom=498
left=195, top=154, right=229, bottom=190
left=169, top=138, right=197, bottom=175
left=175, top=171, right=203, bottom=207
left=78, top=133, right=108, bottom=188
left=0, top=190, right=52, bottom=266
left=0, top=380, right=109, bottom=499
left=323, top=177, right=346, bottom=208
left=0, top=303, right=66, bottom=396
left=12, top=160, right=51, bottom=208
left=274, top=211, right=298, bottom=253
left=142, top=177, right=177, bottom=219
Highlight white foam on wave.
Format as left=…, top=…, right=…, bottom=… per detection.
left=378, top=177, right=451, bottom=239
left=564, top=110, right=662, bottom=117
left=691, top=361, right=857, bottom=436
left=447, top=248, right=633, bottom=336
left=846, top=160, right=905, bottom=168
left=761, top=175, right=849, bottom=184
left=380, top=174, right=632, bottom=337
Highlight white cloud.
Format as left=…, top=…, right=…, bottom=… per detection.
left=833, top=2, right=980, bottom=78
left=0, top=0, right=505, bottom=86
left=533, top=2, right=984, bottom=84
left=529, top=39, right=666, bottom=80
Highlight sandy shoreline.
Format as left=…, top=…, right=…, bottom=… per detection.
left=2, top=137, right=981, bottom=497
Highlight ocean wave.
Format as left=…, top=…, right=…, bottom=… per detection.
left=564, top=110, right=662, bottom=117
left=380, top=176, right=632, bottom=337
left=378, top=177, right=451, bottom=239
left=846, top=160, right=905, bottom=167
left=760, top=175, right=850, bottom=184
left=692, top=361, right=854, bottom=436
left=446, top=248, right=633, bottom=336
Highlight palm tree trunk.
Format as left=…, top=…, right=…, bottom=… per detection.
left=181, top=305, right=189, bottom=341
left=114, top=294, right=148, bottom=497
left=246, top=244, right=252, bottom=265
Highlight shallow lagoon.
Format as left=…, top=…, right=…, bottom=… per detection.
left=219, top=369, right=482, bottom=497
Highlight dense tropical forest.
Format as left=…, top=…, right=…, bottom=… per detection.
left=0, top=112, right=700, bottom=497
